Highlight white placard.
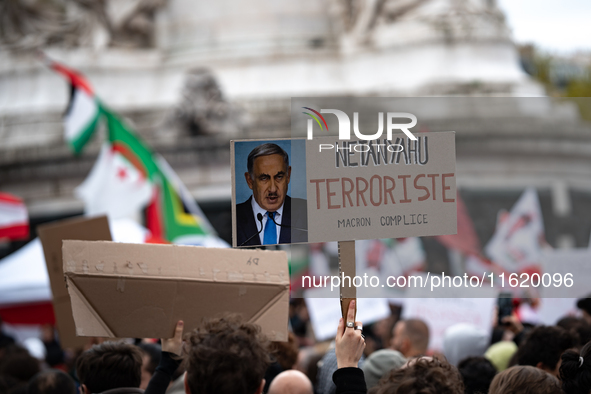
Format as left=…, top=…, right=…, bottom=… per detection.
left=402, top=297, right=496, bottom=351
left=537, top=298, right=579, bottom=326
left=304, top=289, right=391, bottom=341
left=540, top=249, right=591, bottom=298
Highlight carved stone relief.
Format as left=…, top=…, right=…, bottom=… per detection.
left=328, top=0, right=511, bottom=51
left=172, top=68, right=246, bottom=137
left=0, top=0, right=166, bottom=52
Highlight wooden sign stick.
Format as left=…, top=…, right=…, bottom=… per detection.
left=338, top=240, right=356, bottom=320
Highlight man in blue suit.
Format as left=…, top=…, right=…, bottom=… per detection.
left=235, top=143, right=307, bottom=246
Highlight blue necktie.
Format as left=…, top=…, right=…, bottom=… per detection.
left=263, top=211, right=277, bottom=245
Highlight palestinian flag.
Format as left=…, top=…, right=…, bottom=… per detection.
left=0, top=193, right=29, bottom=241
left=47, top=58, right=101, bottom=154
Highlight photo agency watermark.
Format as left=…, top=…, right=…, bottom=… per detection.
left=302, top=108, right=418, bottom=140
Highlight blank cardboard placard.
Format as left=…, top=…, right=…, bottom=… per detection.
left=62, top=240, right=290, bottom=341
left=37, top=215, right=112, bottom=349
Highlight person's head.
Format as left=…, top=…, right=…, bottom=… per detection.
left=184, top=315, right=271, bottom=394
left=138, top=343, right=161, bottom=390
left=488, top=365, right=562, bottom=394
left=458, top=356, right=497, bottom=394
left=560, top=340, right=591, bottom=394
left=515, top=325, right=578, bottom=377
left=27, top=370, right=76, bottom=394
left=0, top=345, right=41, bottom=383
left=558, top=316, right=585, bottom=331
left=269, top=332, right=299, bottom=371
left=76, top=341, right=143, bottom=394
left=370, top=356, right=463, bottom=394
left=267, top=370, right=313, bottom=394
left=443, top=323, right=489, bottom=367
left=557, top=316, right=591, bottom=349
left=577, top=298, right=591, bottom=326
left=390, top=319, right=430, bottom=358
left=0, top=375, right=22, bottom=394
left=362, top=349, right=407, bottom=389
left=245, top=143, right=291, bottom=212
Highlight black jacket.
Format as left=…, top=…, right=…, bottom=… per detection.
left=333, top=368, right=367, bottom=394
left=235, top=195, right=308, bottom=246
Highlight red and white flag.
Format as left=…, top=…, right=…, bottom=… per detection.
left=485, top=188, right=549, bottom=274
left=75, top=144, right=153, bottom=220
left=0, top=193, right=29, bottom=241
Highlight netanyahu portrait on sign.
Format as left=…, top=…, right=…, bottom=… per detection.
left=235, top=143, right=308, bottom=246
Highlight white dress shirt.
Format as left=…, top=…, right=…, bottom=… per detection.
left=251, top=197, right=283, bottom=244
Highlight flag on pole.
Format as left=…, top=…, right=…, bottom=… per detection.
left=156, top=156, right=227, bottom=247
left=103, top=108, right=226, bottom=246
left=485, top=188, right=548, bottom=274
left=0, top=193, right=29, bottom=241
left=46, top=58, right=101, bottom=154
left=47, top=57, right=226, bottom=246
left=75, top=144, right=153, bottom=220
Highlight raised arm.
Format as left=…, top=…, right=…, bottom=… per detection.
left=333, top=300, right=367, bottom=394
left=145, top=320, right=184, bottom=394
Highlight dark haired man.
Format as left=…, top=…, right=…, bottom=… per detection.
left=371, top=357, right=464, bottom=394
left=27, top=370, right=76, bottom=394
left=76, top=321, right=183, bottom=394
left=489, top=365, right=562, bottom=394
left=458, top=356, right=497, bottom=394
left=183, top=315, right=271, bottom=394
left=236, top=142, right=307, bottom=246
left=76, top=341, right=144, bottom=393
left=515, top=325, right=578, bottom=377
left=138, top=343, right=161, bottom=390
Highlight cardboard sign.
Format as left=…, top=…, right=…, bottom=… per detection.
left=62, top=240, right=290, bottom=341
left=38, top=216, right=112, bottom=349
left=231, top=133, right=456, bottom=246
left=306, top=132, right=456, bottom=242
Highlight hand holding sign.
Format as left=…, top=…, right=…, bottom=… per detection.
left=162, top=320, right=184, bottom=356
left=336, top=300, right=365, bottom=369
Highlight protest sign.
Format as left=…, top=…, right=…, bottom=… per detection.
left=38, top=215, right=112, bottom=348
left=305, top=132, right=456, bottom=242
left=537, top=298, right=578, bottom=326
left=402, top=285, right=496, bottom=351
left=231, top=132, right=456, bottom=246
left=540, top=249, right=591, bottom=298
left=304, top=289, right=391, bottom=341
left=62, top=240, right=290, bottom=341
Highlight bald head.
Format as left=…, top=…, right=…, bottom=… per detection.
left=391, top=319, right=430, bottom=358
left=268, top=370, right=313, bottom=394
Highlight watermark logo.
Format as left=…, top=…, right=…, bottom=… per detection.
left=303, top=108, right=418, bottom=141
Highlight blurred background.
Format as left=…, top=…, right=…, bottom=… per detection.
left=1, top=0, right=591, bottom=348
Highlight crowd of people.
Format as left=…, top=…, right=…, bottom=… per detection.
left=0, top=297, right=591, bottom=394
